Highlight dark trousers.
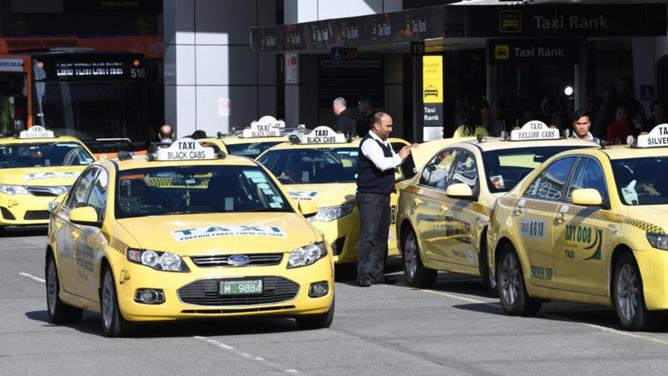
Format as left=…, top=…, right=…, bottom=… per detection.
left=356, top=191, right=390, bottom=283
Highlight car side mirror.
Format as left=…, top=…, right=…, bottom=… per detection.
left=48, top=192, right=67, bottom=213
left=69, top=206, right=102, bottom=227
left=446, top=183, right=474, bottom=200
left=298, top=200, right=318, bottom=218
left=571, top=188, right=603, bottom=206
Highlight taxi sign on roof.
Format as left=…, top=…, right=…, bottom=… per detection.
left=19, top=126, right=54, bottom=139
left=242, top=115, right=285, bottom=138
left=636, top=123, right=668, bottom=148
left=301, top=126, right=346, bottom=144
left=155, top=137, right=215, bottom=161
left=510, top=120, right=559, bottom=141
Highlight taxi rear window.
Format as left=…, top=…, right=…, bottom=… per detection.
left=115, top=165, right=291, bottom=218
left=257, top=148, right=358, bottom=185
left=0, top=142, right=94, bottom=168
left=613, top=157, right=668, bottom=206
left=483, top=146, right=590, bottom=193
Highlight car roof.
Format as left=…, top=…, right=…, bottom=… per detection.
left=461, top=136, right=599, bottom=152
left=97, top=153, right=259, bottom=172
left=262, top=136, right=408, bottom=152
left=0, top=135, right=86, bottom=145
left=213, top=135, right=289, bottom=145
left=601, top=145, right=668, bottom=160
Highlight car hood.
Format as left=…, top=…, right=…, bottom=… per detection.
left=0, top=166, right=85, bottom=186
left=625, top=205, right=668, bottom=234
left=283, top=183, right=356, bottom=207
left=117, top=212, right=320, bottom=255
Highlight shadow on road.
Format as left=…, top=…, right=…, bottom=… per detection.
left=0, top=226, right=48, bottom=238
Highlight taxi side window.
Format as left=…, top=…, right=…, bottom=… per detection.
left=419, top=148, right=455, bottom=191
left=567, top=157, right=608, bottom=204
left=449, top=149, right=479, bottom=195
left=65, top=168, right=98, bottom=209
left=524, top=157, right=577, bottom=202
left=85, top=168, right=109, bottom=221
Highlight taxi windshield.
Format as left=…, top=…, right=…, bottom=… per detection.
left=483, top=146, right=591, bottom=193
left=225, top=141, right=283, bottom=159
left=115, top=165, right=291, bottom=218
left=0, top=142, right=94, bottom=169
left=257, top=148, right=358, bottom=185
left=613, top=157, right=668, bottom=206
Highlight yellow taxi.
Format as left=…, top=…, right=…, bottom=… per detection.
left=396, top=121, right=599, bottom=290
left=45, top=137, right=334, bottom=337
left=488, top=123, right=668, bottom=331
left=256, top=126, right=413, bottom=264
left=0, top=126, right=95, bottom=233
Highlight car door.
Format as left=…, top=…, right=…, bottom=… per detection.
left=414, top=148, right=455, bottom=262
left=75, top=167, right=110, bottom=301
left=553, top=156, right=610, bottom=295
left=519, top=156, right=578, bottom=288
left=55, top=168, right=98, bottom=296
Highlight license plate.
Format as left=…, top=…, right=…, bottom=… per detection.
left=219, top=279, right=263, bottom=295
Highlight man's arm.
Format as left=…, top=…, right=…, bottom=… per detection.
left=360, top=139, right=406, bottom=171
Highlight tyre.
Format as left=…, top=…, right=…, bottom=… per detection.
left=612, top=253, right=661, bottom=331
left=496, top=245, right=541, bottom=316
left=45, top=254, right=83, bottom=324
left=402, top=228, right=436, bottom=288
left=100, top=266, right=131, bottom=337
left=296, top=298, right=334, bottom=330
left=478, top=236, right=498, bottom=297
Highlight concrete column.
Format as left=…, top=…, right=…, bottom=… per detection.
left=574, top=39, right=587, bottom=112
left=633, top=37, right=657, bottom=117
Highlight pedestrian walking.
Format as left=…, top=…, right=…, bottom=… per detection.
left=332, top=97, right=356, bottom=140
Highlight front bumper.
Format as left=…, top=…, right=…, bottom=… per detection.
left=116, top=255, right=335, bottom=321
left=0, top=193, right=56, bottom=226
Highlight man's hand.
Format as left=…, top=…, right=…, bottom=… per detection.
left=399, top=145, right=411, bottom=160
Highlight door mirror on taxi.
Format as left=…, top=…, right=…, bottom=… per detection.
left=298, top=200, right=318, bottom=218
left=571, top=188, right=603, bottom=206
left=446, top=183, right=474, bottom=200
left=69, top=206, right=102, bottom=227
left=48, top=193, right=67, bottom=213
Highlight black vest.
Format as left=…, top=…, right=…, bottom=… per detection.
left=356, top=134, right=396, bottom=195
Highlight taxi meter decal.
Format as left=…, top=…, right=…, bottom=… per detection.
left=636, top=123, right=668, bottom=147
left=510, top=120, right=559, bottom=141
left=242, top=115, right=284, bottom=138
left=172, top=225, right=287, bottom=242
left=302, top=126, right=346, bottom=144
left=156, top=137, right=215, bottom=160
left=19, top=126, right=55, bottom=139
left=288, top=191, right=319, bottom=201
left=24, top=171, right=78, bottom=181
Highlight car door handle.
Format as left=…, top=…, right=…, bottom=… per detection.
left=554, top=213, right=565, bottom=225
left=71, top=232, right=80, bottom=240
left=54, top=220, right=63, bottom=229
left=414, top=198, right=424, bottom=207
left=440, top=205, right=449, bottom=214
left=513, top=207, right=523, bottom=216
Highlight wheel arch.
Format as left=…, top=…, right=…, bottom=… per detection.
left=398, top=218, right=417, bottom=256
left=608, top=244, right=634, bottom=298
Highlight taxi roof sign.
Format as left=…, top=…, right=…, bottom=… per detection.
left=300, top=126, right=346, bottom=144
left=241, top=115, right=285, bottom=138
left=19, top=126, right=55, bottom=139
left=155, top=137, right=216, bottom=161
left=636, top=123, right=668, bottom=148
left=510, top=120, right=560, bottom=141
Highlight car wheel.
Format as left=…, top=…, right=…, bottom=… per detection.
left=613, top=253, right=661, bottom=331
left=45, top=254, right=83, bottom=323
left=496, top=245, right=541, bottom=316
left=402, top=228, right=436, bottom=288
left=101, top=266, right=130, bottom=337
left=296, top=298, right=334, bottom=330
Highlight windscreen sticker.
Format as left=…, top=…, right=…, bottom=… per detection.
left=172, top=225, right=286, bottom=242
left=520, top=219, right=547, bottom=239
left=288, top=191, right=319, bottom=201
left=621, top=180, right=639, bottom=205
left=24, top=171, right=78, bottom=181
left=490, top=175, right=505, bottom=190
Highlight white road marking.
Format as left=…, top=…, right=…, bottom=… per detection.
left=193, top=335, right=303, bottom=374
left=420, top=288, right=494, bottom=305
left=19, top=272, right=45, bottom=283
left=583, top=323, right=668, bottom=346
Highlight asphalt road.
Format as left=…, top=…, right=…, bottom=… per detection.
left=3, top=227, right=668, bottom=376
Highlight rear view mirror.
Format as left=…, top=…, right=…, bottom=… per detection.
left=571, top=188, right=603, bottom=206
left=446, top=183, right=474, bottom=200
left=298, top=200, right=318, bottom=218
left=48, top=192, right=67, bottom=213
left=69, top=206, right=102, bottom=227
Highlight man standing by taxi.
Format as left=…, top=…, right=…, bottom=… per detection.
left=571, top=109, right=600, bottom=143
left=333, top=97, right=356, bottom=140
left=356, top=112, right=412, bottom=287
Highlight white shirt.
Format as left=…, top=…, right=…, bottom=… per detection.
left=360, top=131, right=403, bottom=172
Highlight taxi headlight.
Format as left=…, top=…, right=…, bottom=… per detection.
left=127, top=248, right=189, bottom=272
left=308, top=202, right=354, bottom=222
left=0, top=184, right=30, bottom=195
left=646, top=233, right=668, bottom=251
left=287, top=242, right=327, bottom=268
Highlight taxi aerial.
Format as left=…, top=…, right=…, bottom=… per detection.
left=257, top=126, right=412, bottom=264
left=45, top=138, right=334, bottom=337
left=396, top=121, right=599, bottom=290
left=489, top=123, right=668, bottom=331
left=0, top=126, right=94, bottom=234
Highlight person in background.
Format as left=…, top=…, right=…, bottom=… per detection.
left=190, top=130, right=207, bottom=139
left=453, top=104, right=490, bottom=138
left=480, top=101, right=505, bottom=137
left=571, top=109, right=600, bottom=143
left=606, top=105, right=635, bottom=144
left=158, top=124, right=175, bottom=144
left=332, top=97, right=356, bottom=140
left=643, top=99, right=668, bottom=132
left=356, top=97, right=376, bottom=137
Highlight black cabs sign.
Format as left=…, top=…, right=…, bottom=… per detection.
left=242, top=115, right=285, bottom=138
left=155, top=138, right=215, bottom=161
left=301, top=126, right=346, bottom=144
left=19, top=125, right=55, bottom=139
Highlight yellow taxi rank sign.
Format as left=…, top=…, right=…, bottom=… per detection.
left=19, top=125, right=55, bottom=139
left=510, top=120, right=560, bottom=141
left=636, top=123, right=668, bottom=147
left=242, top=115, right=285, bottom=138
left=155, top=137, right=216, bottom=160
left=301, top=126, right=346, bottom=144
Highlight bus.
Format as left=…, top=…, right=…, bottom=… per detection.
left=0, top=41, right=158, bottom=157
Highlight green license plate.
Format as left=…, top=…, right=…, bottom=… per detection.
left=219, top=279, right=263, bottom=295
